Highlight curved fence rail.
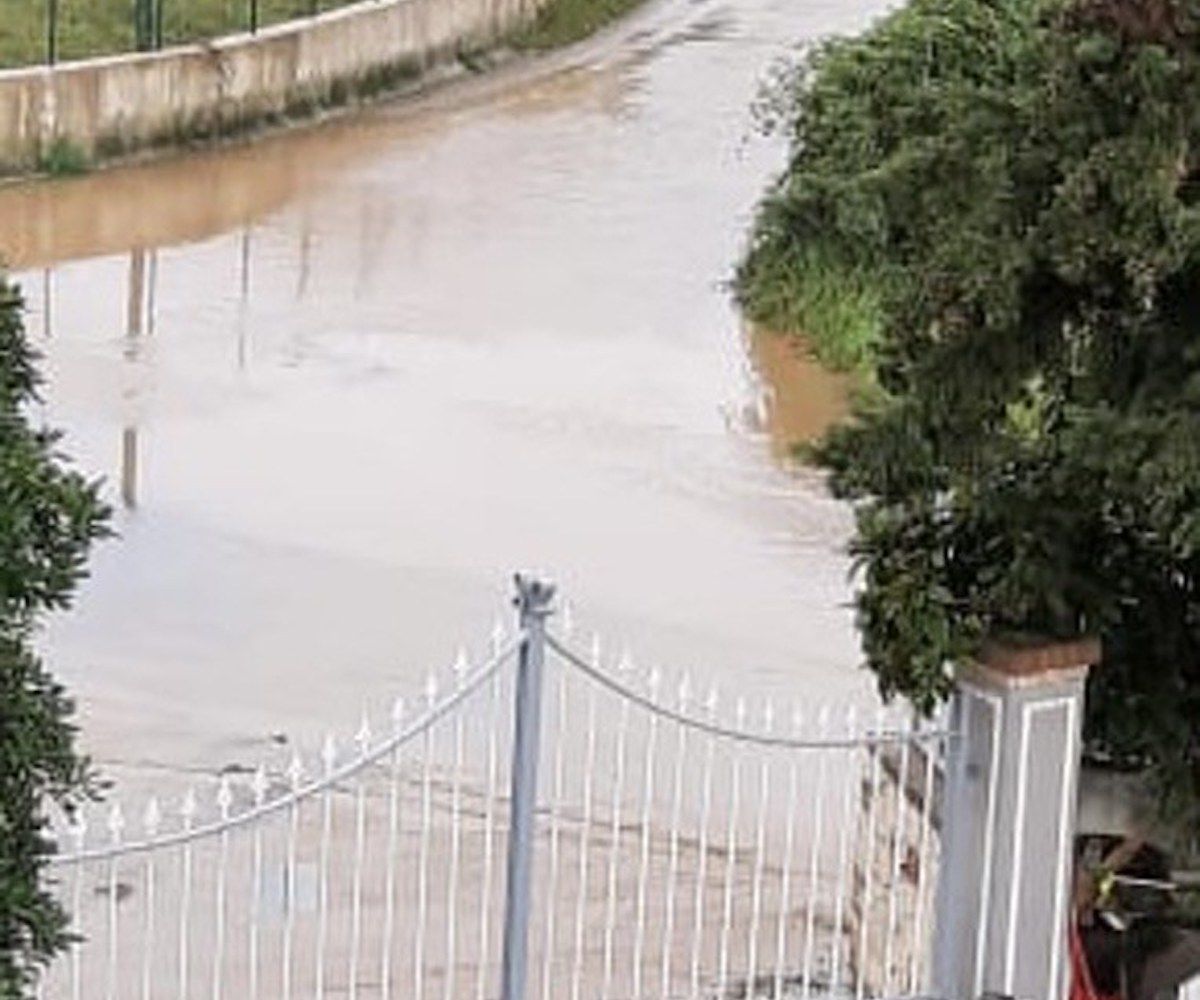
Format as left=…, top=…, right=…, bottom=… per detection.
left=39, top=580, right=948, bottom=1000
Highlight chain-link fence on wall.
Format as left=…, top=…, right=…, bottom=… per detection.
left=0, top=0, right=354, bottom=69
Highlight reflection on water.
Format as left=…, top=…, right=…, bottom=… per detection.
left=6, top=0, right=888, bottom=784
left=744, top=327, right=850, bottom=461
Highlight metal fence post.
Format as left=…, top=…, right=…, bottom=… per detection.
left=499, top=574, right=554, bottom=1000
left=134, top=0, right=154, bottom=50
left=46, top=0, right=57, bottom=65
left=933, top=638, right=1098, bottom=1000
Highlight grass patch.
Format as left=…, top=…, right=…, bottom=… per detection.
left=736, top=241, right=884, bottom=373
left=37, top=137, right=89, bottom=176
left=507, top=0, right=644, bottom=50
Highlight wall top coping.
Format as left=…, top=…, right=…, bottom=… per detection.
left=961, top=635, right=1100, bottom=692
left=0, top=0, right=415, bottom=85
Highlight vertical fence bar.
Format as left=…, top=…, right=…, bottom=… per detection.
left=46, top=0, right=57, bottom=64
left=282, top=756, right=303, bottom=1000
left=773, top=708, right=802, bottom=1000
left=883, top=720, right=911, bottom=995
left=106, top=804, right=124, bottom=1000
left=178, top=791, right=197, bottom=1000
left=829, top=708, right=858, bottom=991
left=540, top=652, right=569, bottom=1000
left=315, top=736, right=337, bottom=1000
left=855, top=710, right=885, bottom=1000
left=71, top=819, right=86, bottom=1000
left=382, top=700, right=405, bottom=1000
left=414, top=686, right=436, bottom=1000
left=600, top=654, right=633, bottom=1000
left=349, top=716, right=372, bottom=1000
left=801, top=708, right=830, bottom=999
left=143, top=800, right=161, bottom=1000
left=716, top=699, right=746, bottom=996
left=569, top=642, right=600, bottom=1000
left=746, top=705, right=773, bottom=993
left=908, top=727, right=939, bottom=994
left=212, top=780, right=232, bottom=1000
left=632, top=669, right=662, bottom=999
left=477, top=671, right=502, bottom=1000
left=444, top=656, right=468, bottom=1000
left=249, top=770, right=267, bottom=1000
left=658, top=676, right=689, bottom=999
left=689, top=688, right=719, bottom=999
left=499, top=575, right=554, bottom=1000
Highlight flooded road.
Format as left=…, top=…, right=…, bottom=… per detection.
left=4, top=0, right=887, bottom=782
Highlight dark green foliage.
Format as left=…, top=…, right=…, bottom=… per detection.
left=35, top=138, right=88, bottom=178
left=507, top=0, right=644, bottom=50
left=0, top=277, right=108, bottom=997
left=739, top=0, right=1200, bottom=828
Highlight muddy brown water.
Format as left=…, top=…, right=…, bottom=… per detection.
left=3, top=0, right=889, bottom=788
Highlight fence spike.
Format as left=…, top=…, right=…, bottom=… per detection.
left=618, top=649, right=634, bottom=674
left=70, top=812, right=88, bottom=849
left=678, top=673, right=692, bottom=707
left=561, top=600, right=574, bottom=638
left=181, top=788, right=197, bottom=825
left=491, top=618, right=506, bottom=655
left=107, top=802, right=125, bottom=842
left=792, top=704, right=804, bottom=734
left=648, top=665, right=662, bottom=695
left=288, top=752, right=304, bottom=790
left=216, top=776, right=234, bottom=818
left=144, top=796, right=162, bottom=835
left=735, top=695, right=748, bottom=726
left=590, top=633, right=601, bottom=668
left=763, top=700, right=775, bottom=732
left=322, top=734, right=337, bottom=773
left=706, top=684, right=719, bottom=716
left=391, top=695, right=406, bottom=730
left=425, top=671, right=439, bottom=704
left=356, top=710, right=372, bottom=754
left=817, top=703, right=831, bottom=731
left=453, top=648, right=469, bottom=683
left=251, top=766, right=268, bottom=806
left=844, top=704, right=858, bottom=738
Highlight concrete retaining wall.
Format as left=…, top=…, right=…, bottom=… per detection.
left=0, top=0, right=542, bottom=171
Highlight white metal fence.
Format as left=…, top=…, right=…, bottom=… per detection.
left=40, top=578, right=948, bottom=1000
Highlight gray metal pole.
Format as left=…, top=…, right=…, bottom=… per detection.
left=46, top=0, right=57, bottom=65
left=499, top=574, right=554, bottom=1000
left=932, top=638, right=1097, bottom=1000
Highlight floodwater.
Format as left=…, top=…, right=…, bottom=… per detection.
left=3, top=0, right=888, bottom=785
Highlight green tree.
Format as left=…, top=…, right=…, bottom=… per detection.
left=739, top=0, right=1200, bottom=830
left=0, top=276, right=109, bottom=998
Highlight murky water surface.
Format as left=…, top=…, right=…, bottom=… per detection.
left=3, top=0, right=888, bottom=781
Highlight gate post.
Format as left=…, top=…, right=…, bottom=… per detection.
left=933, top=637, right=1099, bottom=1000
left=500, top=574, right=555, bottom=1000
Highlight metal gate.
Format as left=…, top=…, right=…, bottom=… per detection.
left=39, top=577, right=948, bottom=999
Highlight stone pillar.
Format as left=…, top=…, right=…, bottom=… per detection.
left=933, top=638, right=1099, bottom=1000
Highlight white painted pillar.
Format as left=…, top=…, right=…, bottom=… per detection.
left=933, top=638, right=1098, bottom=1000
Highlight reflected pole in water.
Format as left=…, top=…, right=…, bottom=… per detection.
left=121, top=426, right=138, bottom=510
left=126, top=247, right=147, bottom=347
left=297, top=212, right=313, bottom=301
left=237, top=228, right=253, bottom=371
left=42, top=268, right=53, bottom=339
left=146, top=249, right=158, bottom=336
